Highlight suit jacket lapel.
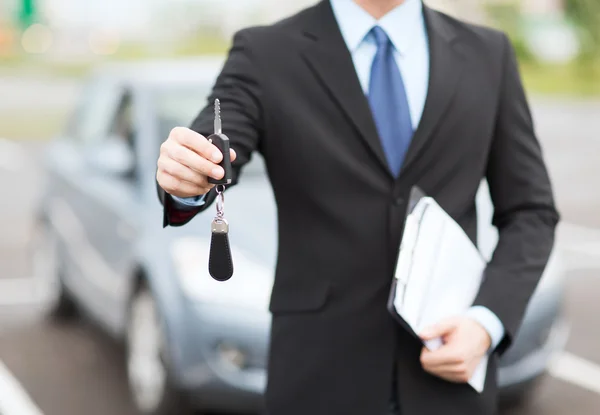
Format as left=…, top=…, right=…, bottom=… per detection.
left=300, top=1, right=391, bottom=175
left=399, top=6, right=465, bottom=178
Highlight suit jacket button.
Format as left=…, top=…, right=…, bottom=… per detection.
left=394, top=197, right=404, bottom=206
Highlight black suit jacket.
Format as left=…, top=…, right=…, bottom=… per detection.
left=159, top=2, right=559, bottom=414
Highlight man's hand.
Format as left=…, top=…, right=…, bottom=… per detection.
left=418, top=317, right=491, bottom=383
left=157, top=127, right=237, bottom=198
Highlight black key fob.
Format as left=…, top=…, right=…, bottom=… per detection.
left=209, top=218, right=234, bottom=281
left=208, top=133, right=232, bottom=185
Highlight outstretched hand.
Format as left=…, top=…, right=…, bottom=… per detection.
left=157, top=127, right=237, bottom=198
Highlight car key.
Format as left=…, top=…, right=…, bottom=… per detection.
left=207, top=99, right=232, bottom=185
left=208, top=99, right=234, bottom=281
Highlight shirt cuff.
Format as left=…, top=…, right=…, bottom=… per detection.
left=465, top=306, right=505, bottom=352
left=171, top=194, right=207, bottom=210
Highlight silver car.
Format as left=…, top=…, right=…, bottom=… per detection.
left=33, top=58, right=569, bottom=415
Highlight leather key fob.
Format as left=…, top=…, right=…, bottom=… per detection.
left=209, top=219, right=234, bottom=281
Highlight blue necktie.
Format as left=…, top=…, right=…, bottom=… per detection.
left=367, top=26, right=414, bottom=177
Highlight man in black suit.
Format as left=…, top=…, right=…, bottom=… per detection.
left=156, top=0, right=559, bottom=414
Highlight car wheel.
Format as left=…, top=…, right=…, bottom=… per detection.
left=126, top=285, right=192, bottom=415
left=31, top=220, right=78, bottom=319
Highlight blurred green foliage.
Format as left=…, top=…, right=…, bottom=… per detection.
left=485, top=0, right=599, bottom=97
left=520, top=61, right=600, bottom=97
left=564, top=0, right=600, bottom=65
left=483, top=1, right=534, bottom=62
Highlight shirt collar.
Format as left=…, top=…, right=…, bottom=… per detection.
left=330, top=0, right=425, bottom=55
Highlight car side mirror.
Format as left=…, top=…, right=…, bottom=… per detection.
left=87, top=135, right=135, bottom=177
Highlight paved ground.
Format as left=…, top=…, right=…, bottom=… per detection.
left=0, top=85, right=599, bottom=415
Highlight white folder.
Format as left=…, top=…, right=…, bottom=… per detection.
left=388, top=188, right=488, bottom=393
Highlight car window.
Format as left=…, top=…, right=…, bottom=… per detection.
left=67, top=77, right=122, bottom=145
left=110, top=92, right=135, bottom=147
left=107, top=91, right=138, bottom=182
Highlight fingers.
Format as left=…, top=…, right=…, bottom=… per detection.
left=420, top=340, right=484, bottom=384
left=420, top=346, right=475, bottom=383
left=419, top=317, right=460, bottom=340
left=162, top=142, right=224, bottom=179
left=157, top=157, right=210, bottom=186
left=158, top=127, right=238, bottom=198
left=419, top=318, right=491, bottom=384
left=420, top=345, right=464, bottom=369
left=156, top=171, right=211, bottom=199
left=171, top=126, right=236, bottom=165
left=170, top=127, right=221, bottom=162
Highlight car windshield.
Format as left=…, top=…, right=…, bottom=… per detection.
left=156, top=86, right=266, bottom=175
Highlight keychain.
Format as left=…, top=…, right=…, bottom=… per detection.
left=207, top=99, right=234, bottom=281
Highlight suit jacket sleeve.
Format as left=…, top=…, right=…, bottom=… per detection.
left=472, top=34, right=560, bottom=354
left=159, top=29, right=263, bottom=227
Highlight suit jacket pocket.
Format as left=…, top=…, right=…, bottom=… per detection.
left=269, top=276, right=331, bottom=315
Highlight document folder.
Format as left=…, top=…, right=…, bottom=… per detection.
left=387, top=187, right=488, bottom=393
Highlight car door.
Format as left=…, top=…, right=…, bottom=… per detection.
left=46, top=78, right=141, bottom=334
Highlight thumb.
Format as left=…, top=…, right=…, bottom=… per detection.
left=419, top=318, right=459, bottom=340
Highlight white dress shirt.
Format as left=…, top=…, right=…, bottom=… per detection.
left=330, top=0, right=429, bottom=129
left=175, top=0, right=505, bottom=351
